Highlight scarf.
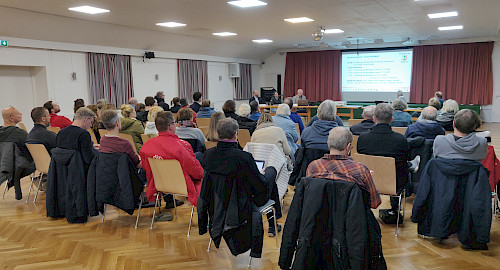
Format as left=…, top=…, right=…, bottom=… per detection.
left=177, top=120, right=197, bottom=128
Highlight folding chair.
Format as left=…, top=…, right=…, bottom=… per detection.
left=25, top=144, right=51, bottom=203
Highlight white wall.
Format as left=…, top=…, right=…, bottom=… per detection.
left=260, top=53, right=286, bottom=94
left=131, top=57, right=178, bottom=106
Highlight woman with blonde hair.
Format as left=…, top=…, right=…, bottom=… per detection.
left=120, top=104, right=145, bottom=150
left=87, top=104, right=101, bottom=143
left=206, top=112, right=225, bottom=142
left=251, top=113, right=291, bottom=160
left=144, top=106, right=164, bottom=135
left=436, top=99, right=459, bottom=131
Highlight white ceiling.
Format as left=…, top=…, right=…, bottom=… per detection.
left=1, top=0, right=499, bottom=60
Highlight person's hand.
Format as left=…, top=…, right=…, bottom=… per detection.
left=137, top=161, right=142, bottom=169
left=259, top=169, right=265, bottom=174
left=93, top=144, right=100, bottom=151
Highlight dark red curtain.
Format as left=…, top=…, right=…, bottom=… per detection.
left=284, top=50, right=341, bottom=101
left=410, top=42, right=494, bottom=105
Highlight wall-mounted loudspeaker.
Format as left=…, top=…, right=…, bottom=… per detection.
left=228, top=63, right=240, bottom=78
left=72, top=72, right=77, bottom=80
left=145, top=52, right=155, bottom=59
left=155, top=74, right=159, bottom=80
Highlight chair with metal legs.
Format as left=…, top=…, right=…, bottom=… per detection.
left=25, top=144, right=51, bottom=203
left=100, top=192, right=145, bottom=228
left=148, top=158, right=195, bottom=235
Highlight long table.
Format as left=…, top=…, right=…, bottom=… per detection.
left=259, top=104, right=370, bottom=122
left=259, top=105, right=318, bottom=121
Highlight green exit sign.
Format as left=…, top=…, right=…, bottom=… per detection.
left=0, top=40, right=7, bottom=47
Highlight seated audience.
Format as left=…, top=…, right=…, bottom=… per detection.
left=96, top=99, right=107, bottom=110
left=405, top=106, right=445, bottom=139
left=433, top=109, right=487, bottom=161
left=391, top=99, right=412, bottom=127
left=200, top=117, right=281, bottom=238
left=120, top=104, right=145, bottom=150
left=176, top=108, right=206, bottom=145
left=140, top=111, right=203, bottom=207
left=435, top=91, right=444, bottom=107
left=43, top=101, right=72, bottom=129
left=292, top=88, right=306, bottom=104
left=154, top=91, right=170, bottom=111
left=251, top=113, right=291, bottom=160
left=74, top=99, right=85, bottom=113
left=99, top=110, right=141, bottom=168
left=350, top=105, right=376, bottom=135
left=128, top=97, right=138, bottom=108
left=135, top=103, right=145, bottom=113
left=249, top=90, right=264, bottom=104
left=436, top=99, right=459, bottom=131
left=206, top=112, right=225, bottom=142
left=301, top=100, right=339, bottom=151
left=284, top=97, right=304, bottom=133
left=306, top=127, right=381, bottom=209
left=236, top=103, right=257, bottom=135
left=248, top=101, right=261, bottom=121
left=270, top=91, right=281, bottom=105
left=357, top=103, right=409, bottom=212
left=190, top=91, right=202, bottom=113
left=428, top=97, right=442, bottom=111
left=98, top=104, right=117, bottom=129
left=222, top=100, right=238, bottom=120
left=396, top=90, right=406, bottom=102
left=273, top=104, right=299, bottom=156
left=137, top=96, right=156, bottom=122
left=87, top=105, right=101, bottom=143
left=0, top=107, right=31, bottom=160
left=197, top=100, right=215, bottom=118
left=180, top=98, right=197, bottom=122
left=144, top=106, right=164, bottom=136
left=170, top=97, right=181, bottom=113
left=26, top=107, right=57, bottom=154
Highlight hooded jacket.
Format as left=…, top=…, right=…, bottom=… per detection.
left=196, top=107, right=215, bottom=118
left=436, top=112, right=455, bottom=131
left=236, top=116, right=257, bottom=135
left=0, top=126, right=31, bottom=161
left=301, top=120, right=338, bottom=151
left=0, top=142, right=35, bottom=200
left=411, top=158, right=491, bottom=246
left=155, top=96, right=170, bottom=111
left=433, top=133, right=487, bottom=161
left=144, top=122, right=158, bottom=135
left=273, top=115, right=299, bottom=156
left=120, top=117, right=145, bottom=151
left=405, top=120, right=445, bottom=139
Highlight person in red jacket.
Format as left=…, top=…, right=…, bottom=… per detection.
left=43, top=101, right=72, bottom=128
left=140, top=110, right=204, bottom=208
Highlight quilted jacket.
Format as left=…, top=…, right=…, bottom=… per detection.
left=0, top=142, right=35, bottom=200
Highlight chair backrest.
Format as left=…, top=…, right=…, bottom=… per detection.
left=26, top=144, right=51, bottom=174
left=295, top=123, right=301, bottom=144
left=88, top=129, right=98, bottom=144
left=99, top=129, right=107, bottom=138
left=118, top=133, right=138, bottom=153
left=199, top=126, right=209, bottom=137
left=47, top=126, right=61, bottom=134
left=238, top=129, right=251, bottom=149
left=351, top=135, right=359, bottom=155
left=392, top=127, right=407, bottom=135
left=196, top=118, right=210, bottom=127
left=147, top=158, right=188, bottom=197
left=348, top=119, right=363, bottom=127
left=205, top=140, right=217, bottom=150
left=17, top=122, right=28, bottom=132
left=352, top=153, right=397, bottom=195
left=141, top=133, right=150, bottom=144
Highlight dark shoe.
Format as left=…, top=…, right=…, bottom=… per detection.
left=164, top=199, right=184, bottom=209
left=154, top=212, right=174, bottom=222
left=140, top=199, right=156, bottom=208
left=268, top=224, right=282, bottom=237
left=38, top=181, right=47, bottom=192
left=462, top=243, right=488, bottom=251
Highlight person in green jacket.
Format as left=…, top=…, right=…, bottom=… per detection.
left=120, top=104, right=145, bottom=151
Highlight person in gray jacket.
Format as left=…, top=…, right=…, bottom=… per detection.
left=300, top=100, right=339, bottom=151
left=433, top=109, right=487, bottom=161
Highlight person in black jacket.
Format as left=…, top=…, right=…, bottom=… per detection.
left=249, top=90, right=264, bottom=104
left=270, top=91, right=282, bottom=105
left=357, top=103, right=410, bottom=211
left=154, top=91, right=170, bottom=111
left=190, top=91, right=202, bottom=113
left=198, top=118, right=282, bottom=258
left=236, top=103, right=257, bottom=135
left=222, top=100, right=238, bottom=120
left=350, top=105, right=376, bottom=135
left=0, top=107, right=31, bottom=161
left=26, top=107, right=57, bottom=154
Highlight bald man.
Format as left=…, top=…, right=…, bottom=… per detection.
left=404, top=106, right=445, bottom=139
left=0, top=107, right=31, bottom=160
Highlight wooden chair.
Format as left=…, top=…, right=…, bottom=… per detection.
left=118, top=133, right=138, bottom=153
left=25, top=144, right=51, bottom=203
left=147, top=158, right=195, bottom=236
left=351, top=135, right=359, bottom=155
left=141, top=134, right=151, bottom=144
left=199, top=126, right=209, bottom=138
left=352, top=153, right=405, bottom=236
left=196, top=118, right=210, bottom=127
left=238, top=129, right=252, bottom=149
left=348, top=119, right=363, bottom=127
left=47, top=126, right=61, bottom=134
left=204, top=140, right=217, bottom=150
left=17, top=122, right=28, bottom=132
left=392, top=127, right=407, bottom=135
left=295, top=123, right=301, bottom=144
left=88, top=129, right=98, bottom=144
left=99, top=129, right=107, bottom=138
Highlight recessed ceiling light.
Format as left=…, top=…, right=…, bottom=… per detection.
left=213, top=32, right=238, bottom=36
left=252, top=39, right=273, bottom=43
left=156, top=22, right=187, bottom=28
left=228, top=0, right=267, bottom=8
left=68, top=6, right=110, bottom=14
left=284, top=17, right=314, bottom=23
left=438, top=25, right=463, bottom=31
left=323, top=29, right=344, bottom=34
left=428, top=11, right=458, bottom=19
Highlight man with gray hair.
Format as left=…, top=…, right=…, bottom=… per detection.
left=300, top=100, right=339, bottom=151
left=350, top=105, right=376, bottom=135
left=128, top=97, right=138, bottom=108
left=357, top=103, right=410, bottom=214
left=306, top=127, right=381, bottom=209
left=396, top=90, right=406, bottom=102
left=404, top=106, right=445, bottom=139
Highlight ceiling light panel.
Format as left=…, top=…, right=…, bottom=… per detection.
left=428, top=11, right=458, bottom=19
left=228, top=0, right=267, bottom=8
left=213, top=32, right=238, bottom=36
left=156, top=22, right=186, bottom=27
left=323, top=29, right=344, bottom=34
left=68, top=6, right=110, bottom=14
left=284, top=17, right=314, bottom=23
left=438, top=25, right=463, bottom=31
left=252, top=39, right=273, bottom=43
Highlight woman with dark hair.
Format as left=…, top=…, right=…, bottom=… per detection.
left=222, top=100, right=238, bottom=120
left=87, top=104, right=101, bottom=143
left=135, top=103, right=145, bottom=113
left=74, top=99, right=85, bottom=113
left=170, top=97, right=181, bottom=113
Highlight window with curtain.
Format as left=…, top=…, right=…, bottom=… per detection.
left=177, top=59, right=208, bottom=102
left=410, top=41, right=494, bottom=105
left=284, top=50, right=341, bottom=102
left=234, top=63, right=252, bottom=100
left=88, top=53, right=134, bottom=106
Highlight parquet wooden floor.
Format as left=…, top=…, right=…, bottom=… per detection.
left=1, top=123, right=500, bottom=269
